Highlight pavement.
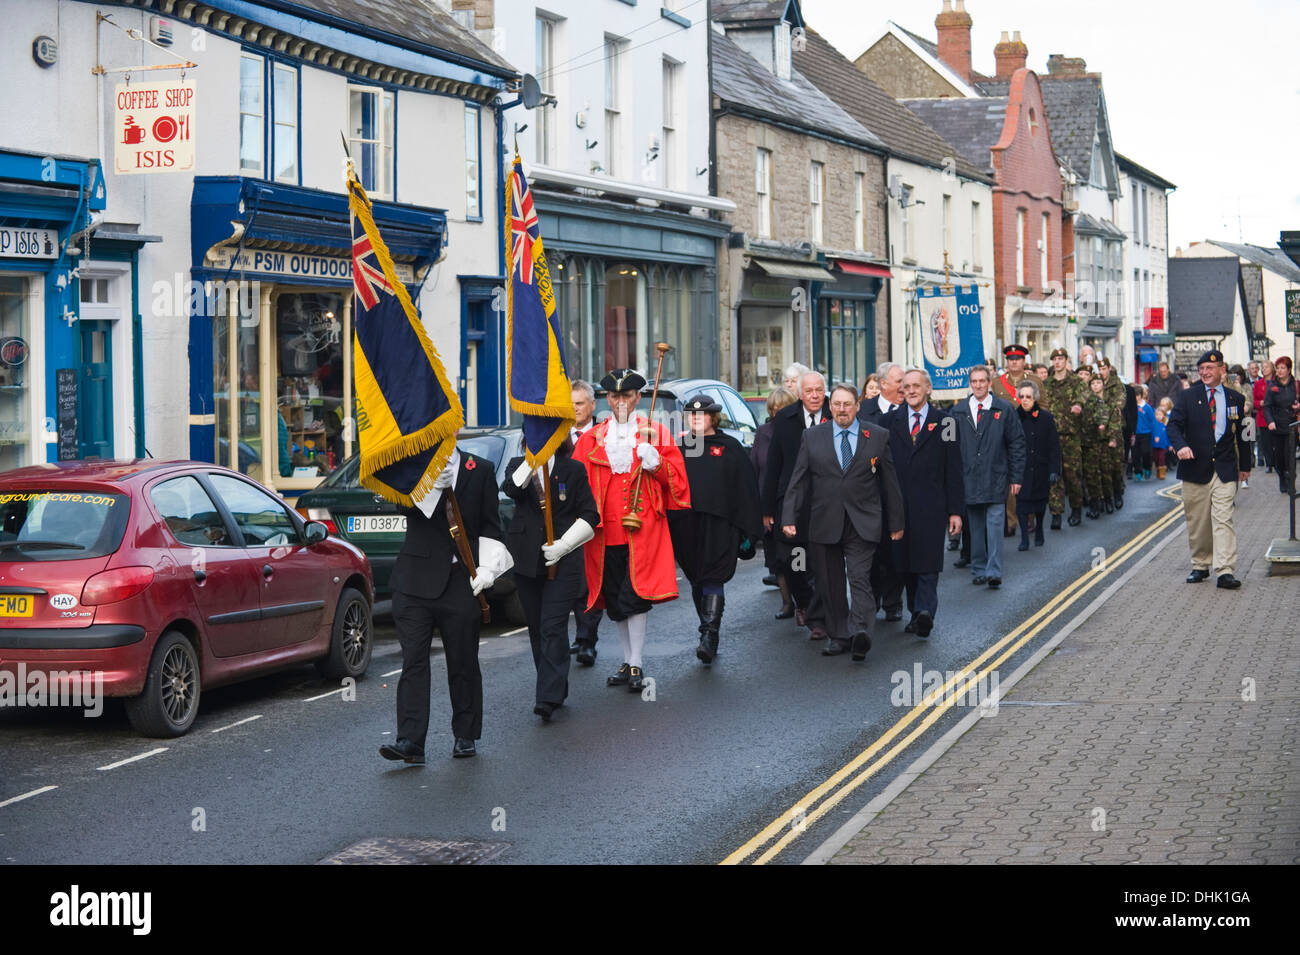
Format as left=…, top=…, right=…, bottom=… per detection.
left=817, top=481, right=1300, bottom=864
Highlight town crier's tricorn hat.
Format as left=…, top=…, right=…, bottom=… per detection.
left=600, top=368, right=647, bottom=393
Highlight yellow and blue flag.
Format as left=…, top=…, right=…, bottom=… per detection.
left=347, top=166, right=463, bottom=510
left=506, top=151, right=574, bottom=466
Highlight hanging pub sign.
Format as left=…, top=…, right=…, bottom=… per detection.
left=916, top=283, right=986, bottom=401
left=114, top=78, right=196, bottom=174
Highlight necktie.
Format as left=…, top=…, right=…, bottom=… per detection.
left=808, top=412, right=815, bottom=429
left=977, top=404, right=985, bottom=426
left=911, top=411, right=922, bottom=442
left=839, top=430, right=852, bottom=472
left=1207, top=389, right=1217, bottom=439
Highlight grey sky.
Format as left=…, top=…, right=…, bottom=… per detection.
left=800, top=0, right=1300, bottom=253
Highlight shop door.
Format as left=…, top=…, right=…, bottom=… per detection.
left=465, top=341, right=479, bottom=426
left=79, top=320, right=113, bottom=459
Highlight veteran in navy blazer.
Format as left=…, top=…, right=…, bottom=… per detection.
left=783, top=383, right=904, bottom=661
left=1166, top=349, right=1252, bottom=588
left=884, top=369, right=964, bottom=637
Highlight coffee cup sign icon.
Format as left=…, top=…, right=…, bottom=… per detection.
left=152, top=115, right=178, bottom=143
left=122, top=116, right=145, bottom=145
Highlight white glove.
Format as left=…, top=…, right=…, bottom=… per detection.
left=470, top=569, right=495, bottom=596
left=434, top=466, right=454, bottom=490
left=636, top=443, right=661, bottom=470
left=541, top=519, right=595, bottom=566
left=511, top=459, right=534, bottom=488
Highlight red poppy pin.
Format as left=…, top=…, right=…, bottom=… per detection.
left=465, top=458, right=477, bottom=471
left=993, top=411, right=1001, bottom=420
left=927, top=422, right=936, bottom=431
left=1032, top=410, right=1038, bottom=418
left=709, top=445, right=724, bottom=457
left=862, top=428, right=870, bottom=438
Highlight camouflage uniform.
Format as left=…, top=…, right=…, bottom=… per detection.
left=1041, top=371, right=1085, bottom=515
left=1082, top=388, right=1112, bottom=510
left=1102, top=372, right=1127, bottom=500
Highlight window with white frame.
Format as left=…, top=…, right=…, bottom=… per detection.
left=662, top=59, right=680, bottom=190
left=1016, top=209, right=1026, bottom=287
left=465, top=104, right=481, bottom=219
left=941, top=194, right=951, bottom=253
left=900, top=184, right=914, bottom=260
left=809, top=161, right=824, bottom=243
left=1141, top=184, right=1149, bottom=245
left=971, top=200, right=981, bottom=269
left=604, top=35, right=626, bottom=179
left=239, top=52, right=264, bottom=175
left=1130, top=184, right=1140, bottom=243
left=272, top=62, right=298, bottom=183
left=1040, top=211, right=1049, bottom=289
left=756, top=148, right=772, bottom=238
left=853, top=173, right=865, bottom=251
left=349, top=85, right=395, bottom=198
left=535, top=16, right=557, bottom=166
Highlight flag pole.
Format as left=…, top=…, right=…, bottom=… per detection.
left=542, top=466, right=557, bottom=581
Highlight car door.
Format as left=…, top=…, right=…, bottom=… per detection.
left=147, top=475, right=264, bottom=658
left=205, top=473, right=328, bottom=651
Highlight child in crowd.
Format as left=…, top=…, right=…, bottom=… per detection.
left=1151, top=407, right=1170, bottom=480
left=1133, top=385, right=1156, bottom=481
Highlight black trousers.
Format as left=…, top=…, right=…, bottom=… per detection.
left=902, top=571, right=939, bottom=617
left=393, top=572, right=482, bottom=747
left=1273, top=431, right=1296, bottom=488
left=600, top=544, right=652, bottom=621
left=809, top=521, right=876, bottom=647
left=870, top=536, right=904, bottom=613
left=572, top=584, right=602, bottom=648
left=1133, top=433, right=1153, bottom=472
left=517, top=570, right=583, bottom=706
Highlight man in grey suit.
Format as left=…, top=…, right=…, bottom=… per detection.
left=783, top=384, right=904, bottom=661
left=952, top=366, right=1026, bottom=588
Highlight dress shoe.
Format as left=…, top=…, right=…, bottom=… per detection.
left=987, top=577, right=1001, bottom=588
left=627, top=666, right=647, bottom=692
left=607, top=662, right=631, bottom=686
left=569, top=641, right=581, bottom=655
left=850, top=631, right=872, bottom=661
left=954, top=556, right=971, bottom=568
left=903, top=618, right=917, bottom=634
left=452, top=738, right=477, bottom=758
left=1050, top=514, right=1062, bottom=530
left=809, top=626, right=828, bottom=641
left=1068, top=508, right=1082, bottom=526
left=575, top=644, right=596, bottom=667
left=774, top=605, right=795, bottom=620
left=972, top=575, right=988, bottom=585
left=884, top=609, right=903, bottom=622
left=1186, top=569, right=1210, bottom=583
left=762, top=573, right=778, bottom=587
left=794, top=607, right=807, bottom=627
left=379, top=739, right=425, bottom=765
left=821, top=640, right=848, bottom=656
left=914, top=612, right=934, bottom=638
left=1216, top=573, right=1242, bottom=590
left=534, top=702, right=556, bottom=721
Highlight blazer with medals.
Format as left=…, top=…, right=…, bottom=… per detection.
left=951, top=394, right=1026, bottom=505
left=1166, top=384, right=1252, bottom=485
left=782, top=420, right=904, bottom=546
left=389, top=451, right=506, bottom=600
left=884, top=405, right=963, bottom=574
left=503, top=452, right=599, bottom=579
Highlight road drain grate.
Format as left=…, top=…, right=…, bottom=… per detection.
left=319, top=837, right=509, bottom=865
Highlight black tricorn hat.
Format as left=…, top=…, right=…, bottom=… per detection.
left=683, top=394, right=722, bottom=414
left=599, top=368, right=647, bottom=392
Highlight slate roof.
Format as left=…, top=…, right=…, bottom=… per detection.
left=712, top=31, right=884, bottom=149
left=1115, top=152, right=1176, bottom=191
left=1207, top=240, right=1300, bottom=283
left=899, top=97, right=1008, bottom=173
left=1168, top=257, right=1241, bottom=336
left=894, top=22, right=938, bottom=59
left=1239, top=263, right=1264, bottom=328
left=286, top=0, right=514, bottom=75
left=794, top=28, right=991, bottom=183
left=713, top=0, right=799, bottom=24
left=977, top=76, right=1103, bottom=179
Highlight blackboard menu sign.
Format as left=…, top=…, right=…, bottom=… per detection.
left=56, top=368, right=78, bottom=461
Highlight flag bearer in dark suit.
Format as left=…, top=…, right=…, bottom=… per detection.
left=1166, top=349, right=1252, bottom=589
left=668, top=396, right=763, bottom=665
left=884, top=369, right=963, bottom=638
left=783, top=384, right=905, bottom=661
left=566, top=379, right=603, bottom=665
left=504, top=443, right=599, bottom=720
left=380, top=447, right=512, bottom=764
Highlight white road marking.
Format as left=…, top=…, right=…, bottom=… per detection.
left=210, top=715, right=263, bottom=734
left=97, top=748, right=168, bottom=771
left=303, top=686, right=350, bottom=702
left=0, top=785, right=57, bottom=808
left=500, top=626, right=528, bottom=636
left=381, top=668, right=402, bottom=678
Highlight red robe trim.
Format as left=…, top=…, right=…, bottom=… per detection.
left=573, top=416, right=691, bottom=610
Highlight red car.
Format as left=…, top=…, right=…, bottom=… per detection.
left=0, top=460, right=373, bottom=737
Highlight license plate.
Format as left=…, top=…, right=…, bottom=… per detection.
left=348, top=515, right=407, bottom=534
left=0, top=595, right=34, bottom=617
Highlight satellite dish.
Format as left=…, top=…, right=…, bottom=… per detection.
left=520, top=73, right=555, bottom=109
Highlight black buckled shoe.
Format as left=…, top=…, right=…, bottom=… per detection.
left=452, top=738, right=477, bottom=758
left=379, top=738, right=425, bottom=765
left=607, top=663, right=631, bottom=686
left=627, top=666, right=647, bottom=692
left=575, top=644, right=597, bottom=667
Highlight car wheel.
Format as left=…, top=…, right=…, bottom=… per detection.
left=317, top=587, right=372, bottom=679
left=124, top=631, right=201, bottom=738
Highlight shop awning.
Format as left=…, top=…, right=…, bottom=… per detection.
left=834, top=260, right=892, bottom=279
left=752, top=258, right=836, bottom=283
left=1138, top=348, right=1160, bottom=363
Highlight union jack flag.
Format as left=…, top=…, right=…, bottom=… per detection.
left=510, top=166, right=540, bottom=286
left=352, top=219, right=392, bottom=311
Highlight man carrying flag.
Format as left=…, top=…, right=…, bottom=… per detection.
left=500, top=151, right=599, bottom=721
left=346, top=162, right=511, bottom=765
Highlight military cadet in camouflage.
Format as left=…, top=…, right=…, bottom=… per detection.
left=1086, top=373, right=1122, bottom=515
left=992, top=344, right=1033, bottom=536
left=1041, top=347, right=1085, bottom=527
left=1080, top=367, right=1105, bottom=518
left=1098, top=358, right=1127, bottom=510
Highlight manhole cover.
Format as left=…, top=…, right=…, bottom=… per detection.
left=319, top=837, right=509, bottom=865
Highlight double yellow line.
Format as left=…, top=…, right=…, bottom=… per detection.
left=721, top=500, right=1186, bottom=865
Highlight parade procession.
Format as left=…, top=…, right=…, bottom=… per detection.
left=1, top=0, right=1296, bottom=888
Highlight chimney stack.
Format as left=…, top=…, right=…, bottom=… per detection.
left=994, top=29, right=1028, bottom=80
left=1046, top=53, right=1088, bottom=77
left=935, top=0, right=973, bottom=85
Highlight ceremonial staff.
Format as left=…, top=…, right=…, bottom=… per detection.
left=623, top=341, right=671, bottom=531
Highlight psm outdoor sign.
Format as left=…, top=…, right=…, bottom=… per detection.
left=114, top=79, right=195, bottom=174
left=1286, top=289, right=1300, bottom=334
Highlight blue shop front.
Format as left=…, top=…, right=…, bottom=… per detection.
left=189, top=177, right=446, bottom=494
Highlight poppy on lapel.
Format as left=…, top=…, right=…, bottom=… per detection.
left=994, top=411, right=1001, bottom=420
left=927, top=422, right=936, bottom=431
left=709, top=445, right=724, bottom=456
left=465, top=458, right=477, bottom=471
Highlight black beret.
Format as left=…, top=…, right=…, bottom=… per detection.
left=599, top=368, right=647, bottom=392
left=1197, top=349, right=1224, bottom=366
left=683, top=394, right=722, bottom=414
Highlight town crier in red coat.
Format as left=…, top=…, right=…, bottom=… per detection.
left=573, top=368, right=690, bottom=693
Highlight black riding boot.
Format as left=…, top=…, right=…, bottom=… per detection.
left=691, top=582, right=707, bottom=637
left=698, top=594, right=724, bottom=665
left=1034, top=509, right=1046, bottom=546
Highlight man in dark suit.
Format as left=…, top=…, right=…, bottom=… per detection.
left=951, top=366, right=1025, bottom=588
left=782, top=384, right=904, bottom=661
left=763, top=371, right=829, bottom=634
left=885, top=369, right=964, bottom=637
left=380, top=446, right=511, bottom=764
left=858, top=362, right=905, bottom=620
left=566, top=379, right=603, bottom=666
left=1166, top=349, right=1252, bottom=589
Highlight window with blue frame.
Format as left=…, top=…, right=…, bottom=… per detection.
left=238, top=52, right=300, bottom=184
left=349, top=85, right=395, bottom=199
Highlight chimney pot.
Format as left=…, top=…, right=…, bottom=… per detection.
left=994, top=27, right=1028, bottom=81
left=1012, top=30, right=1022, bottom=42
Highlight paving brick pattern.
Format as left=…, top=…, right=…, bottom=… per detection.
left=830, top=487, right=1300, bottom=864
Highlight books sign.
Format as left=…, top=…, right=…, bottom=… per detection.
left=114, top=79, right=196, bottom=174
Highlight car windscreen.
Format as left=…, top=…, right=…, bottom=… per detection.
left=319, top=454, right=362, bottom=489
left=458, top=434, right=508, bottom=470
left=0, top=490, right=130, bottom=561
